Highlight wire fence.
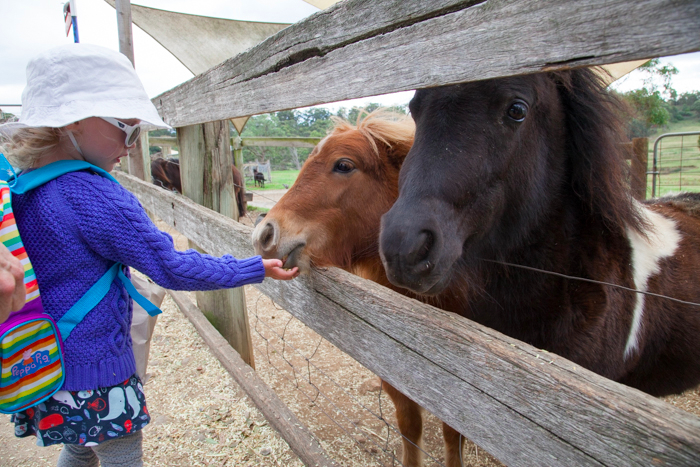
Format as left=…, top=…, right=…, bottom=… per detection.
left=652, top=132, right=700, bottom=197
left=244, top=288, right=500, bottom=467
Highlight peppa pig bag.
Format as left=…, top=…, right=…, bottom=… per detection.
left=0, top=156, right=161, bottom=414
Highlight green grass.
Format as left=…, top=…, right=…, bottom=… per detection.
left=240, top=127, right=700, bottom=198
left=244, top=170, right=300, bottom=190
left=649, top=120, right=700, bottom=141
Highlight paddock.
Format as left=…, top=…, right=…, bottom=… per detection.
left=113, top=1, right=700, bottom=466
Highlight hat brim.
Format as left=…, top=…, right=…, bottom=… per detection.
left=0, top=116, right=171, bottom=138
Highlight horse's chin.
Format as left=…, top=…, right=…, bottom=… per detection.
left=411, top=271, right=454, bottom=296
left=282, top=246, right=313, bottom=274
left=385, top=263, right=452, bottom=296
left=418, top=276, right=452, bottom=296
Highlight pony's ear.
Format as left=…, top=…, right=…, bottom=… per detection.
left=385, top=139, right=412, bottom=170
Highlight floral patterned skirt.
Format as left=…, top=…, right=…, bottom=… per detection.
left=11, top=374, right=150, bottom=447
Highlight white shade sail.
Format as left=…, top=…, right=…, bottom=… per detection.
left=302, top=0, right=338, bottom=9
left=104, top=0, right=291, bottom=132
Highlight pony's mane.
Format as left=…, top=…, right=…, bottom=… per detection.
left=329, top=108, right=415, bottom=158
left=553, top=68, right=646, bottom=234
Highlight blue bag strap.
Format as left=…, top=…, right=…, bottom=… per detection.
left=0, top=154, right=17, bottom=184
left=57, top=263, right=121, bottom=340
left=8, top=159, right=119, bottom=194
left=57, top=263, right=162, bottom=340
left=117, top=268, right=162, bottom=317
left=0, top=154, right=161, bottom=339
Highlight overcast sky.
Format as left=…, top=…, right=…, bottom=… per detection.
left=2, top=0, right=698, bottom=117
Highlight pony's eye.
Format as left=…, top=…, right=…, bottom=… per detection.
left=507, top=102, right=528, bottom=122
left=333, top=159, right=355, bottom=174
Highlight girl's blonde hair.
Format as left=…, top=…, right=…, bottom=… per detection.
left=0, top=127, right=65, bottom=170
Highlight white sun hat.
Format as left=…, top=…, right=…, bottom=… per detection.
left=0, top=43, right=170, bottom=135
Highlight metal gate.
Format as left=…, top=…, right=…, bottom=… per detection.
left=651, top=131, right=700, bottom=197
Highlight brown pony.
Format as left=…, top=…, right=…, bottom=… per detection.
left=379, top=69, right=700, bottom=399
left=252, top=110, right=467, bottom=466
left=151, top=157, right=181, bottom=192
left=151, top=158, right=247, bottom=216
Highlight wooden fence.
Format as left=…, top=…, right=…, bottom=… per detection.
left=124, top=0, right=700, bottom=465
left=147, top=135, right=321, bottom=172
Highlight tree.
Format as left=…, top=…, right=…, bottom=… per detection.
left=669, top=91, right=700, bottom=121
left=239, top=103, right=409, bottom=169
left=637, top=58, right=679, bottom=100
left=620, top=88, right=670, bottom=138
left=618, top=59, right=679, bottom=138
left=0, top=110, right=16, bottom=124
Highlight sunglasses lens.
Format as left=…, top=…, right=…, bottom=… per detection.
left=127, top=126, right=141, bottom=146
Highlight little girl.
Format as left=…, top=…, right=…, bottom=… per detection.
left=1, top=44, right=298, bottom=467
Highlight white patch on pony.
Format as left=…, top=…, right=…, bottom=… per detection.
left=624, top=205, right=681, bottom=359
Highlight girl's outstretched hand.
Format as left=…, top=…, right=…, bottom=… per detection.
left=263, top=259, right=300, bottom=280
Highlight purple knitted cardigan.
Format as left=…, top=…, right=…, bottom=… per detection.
left=13, top=170, right=265, bottom=391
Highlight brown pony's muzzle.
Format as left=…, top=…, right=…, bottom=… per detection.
left=252, top=218, right=307, bottom=270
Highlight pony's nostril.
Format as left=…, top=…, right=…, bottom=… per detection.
left=415, top=230, right=434, bottom=263
left=259, top=223, right=276, bottom=251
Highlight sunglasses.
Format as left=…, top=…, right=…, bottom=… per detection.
left=100, top=117, right=141, bottom=147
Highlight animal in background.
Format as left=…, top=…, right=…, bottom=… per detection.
left=253, top=168, right=265, bottom=188
left=150, top=158, right=181, bottom=193
left=151, top=158, right=247, bottom=216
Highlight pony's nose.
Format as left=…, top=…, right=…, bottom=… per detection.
left=252, top=220, right=279, bottom=257
left=380, top=212, right=439, bottom=293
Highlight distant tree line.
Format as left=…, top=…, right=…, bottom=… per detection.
left=616, top=59, right=700, bottom=139
left=238, top=103, right=407, bottom=169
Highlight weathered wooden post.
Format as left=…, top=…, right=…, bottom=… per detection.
left=177, top=122, right=255, bottom=367
left=232, top=135, right=249, bottom=203
left=115, top=0, right=146, bottom=180
left=141, top=130, right=151, bottom=183
left=232, top=136, right=243, bottom=170
left=630, top=137, right=649, bottom=200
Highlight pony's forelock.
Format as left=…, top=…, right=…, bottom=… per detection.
left=329, top=108, right=414, bottom=158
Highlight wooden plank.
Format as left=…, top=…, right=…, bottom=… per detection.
left=116, top=171, right=700, bottom=467
left=115, top=0, right=147, bottom=179
left=177, top=123, right=255, bottom=367
left=167, top=290, right=339, bottom=467
left=115, top=0, right=135, bottom=65
left=630, top=137, right=649, bottom=200
left=153, top=0, right=700, bottom=127
left=157, top=135, right=320, bottom=149
left=238, top=137, right=322, bottom=149
left=141, top=132, right=151, bottom=183
left=149, top=136, right=177, bottom=146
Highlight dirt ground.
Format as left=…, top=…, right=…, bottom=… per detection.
left=3, top=213, right=700, bottom=467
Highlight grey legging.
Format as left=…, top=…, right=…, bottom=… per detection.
left=57, top=430, right=143, bottom=467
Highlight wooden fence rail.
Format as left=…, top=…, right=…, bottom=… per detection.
left=149, top=136, right=322, bottom=150
left=152, top=0, right=700, bottom=127
left=116, top=171, right=700, bottom=467
left=128, top=0, right=700, bottom=465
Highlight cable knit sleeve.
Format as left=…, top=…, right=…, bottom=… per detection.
left=58, top=171, right=265, bottom=290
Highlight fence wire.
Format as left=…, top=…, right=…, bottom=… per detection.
left=654, top=133, right=700, bottom=196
